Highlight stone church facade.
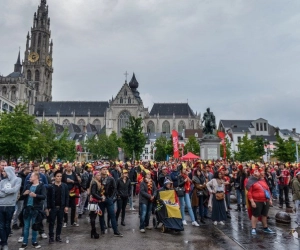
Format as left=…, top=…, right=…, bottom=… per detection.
left=1, top=0, right=201, bottom=137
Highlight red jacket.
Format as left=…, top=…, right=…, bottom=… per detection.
left=247, top=179, right=270, bottom=202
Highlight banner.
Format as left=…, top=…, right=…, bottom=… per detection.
left=172, top=130, right=179, bottom=159
left=217, top=131, right=226, bottom=159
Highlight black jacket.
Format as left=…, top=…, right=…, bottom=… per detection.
left=178, top=175, right=186, bottom=188
left=101, top=176, right=116, bottom=199
left=47, top=183, right=69, bottom=209
left=158, top=173, right=170, bottom=188
left=116, top=177, right=131, bottom=198
left=20, top=183, right=46, bottom=210
left=129, top=168, right=137, bottom=183
left=139, top=180, right=157, bottom=205
left=17, top=171, right=28, bottom=194
left=90, top=181, right=103, bottom=201
left=62, top=171, right=80, bottom=191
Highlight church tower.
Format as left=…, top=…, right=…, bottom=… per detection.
left=23, top=0, right=53, bottom=102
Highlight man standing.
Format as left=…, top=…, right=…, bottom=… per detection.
left=0, top=160, right=7, bottom=181
left=19, top=172, right=46, bottom=249
left=158, top=166, right=170, bottom=188
left=0, top=166, right=22, bottom=250
left=62, top=163, right=79, bottom=227
left=116, top=169, right=131, bottom=226
left=47, top=171, right=69, bottom=244
left=12, top=165, right=31, bottom=230
left=77, top=165, right=91, bottom=218
left=127, top=162, right=137, bottom=210
left=98, top=165, right=123, bottom=237
left=277, top=163, right=292, bottom=209
left=246, top=167, right=275, bottom=235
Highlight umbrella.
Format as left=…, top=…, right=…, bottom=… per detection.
left=181, top=152, right=200, bottom=160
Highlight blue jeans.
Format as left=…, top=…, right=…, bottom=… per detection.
left=236, top=189, right=245, bottom=206
left=139, top=202, right=153, bottom=229
left=23, top=208, right=38, bottom=245
left=272, top=183, right=278, bottom=198
left=99, top=198, right=118, bottom=233
left=0, top=206, right=15, bottom=246
left=179, top=193, right=195, bottom=222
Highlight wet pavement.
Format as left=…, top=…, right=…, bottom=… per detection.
left=6, top=197, right=300, bottom=250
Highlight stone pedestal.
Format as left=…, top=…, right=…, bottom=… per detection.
left=199, top=135, right=221, bottom=160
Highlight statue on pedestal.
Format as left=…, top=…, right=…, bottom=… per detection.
left=201, top=108, right=216, bottom=135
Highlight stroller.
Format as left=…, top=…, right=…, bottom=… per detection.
left=152, top=189, right=184, bottom=233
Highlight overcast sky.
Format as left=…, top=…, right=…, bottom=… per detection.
left=0, top=0, right=299, bottom=131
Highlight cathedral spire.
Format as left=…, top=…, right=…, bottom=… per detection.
left=14, top=49, right=22, bottom=73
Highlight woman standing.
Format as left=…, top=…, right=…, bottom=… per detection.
left=207, top=171, right=227, bottom=225
left=191, top=168, right=207, bottom=224
left=89, top=172, right=103, bottom=239
left=178, top=165, right=200, bottom=226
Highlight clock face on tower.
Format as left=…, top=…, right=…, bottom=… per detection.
left=46, top=55, right=52, bottom=67
left=28, top=52, right=39, bottom=63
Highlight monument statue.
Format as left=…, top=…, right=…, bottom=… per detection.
left=202, top=108, right=216, bottom=134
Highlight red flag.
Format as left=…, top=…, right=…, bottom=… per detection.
left=217, top=131, right=226, bottom=159
left=172, top=130, right=179, bottom=159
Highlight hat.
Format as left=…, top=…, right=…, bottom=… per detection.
left=164, top=178, right=173, bottom=185
left=162, top=166, right=167, bottom=170
left=238, top=164, right=243, bottom=170
left=123, top=169, right=128, bottom=174
left=218, top=166, right=225, bottom=172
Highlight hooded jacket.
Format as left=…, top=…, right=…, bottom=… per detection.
left=0, top=166, right=22, bottom=206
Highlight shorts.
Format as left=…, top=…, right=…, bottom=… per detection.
left=252, top=201, right=270, bottom=217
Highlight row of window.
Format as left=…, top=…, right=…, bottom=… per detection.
left=0, top=100, right=14, bottom=113
left=27, top=70, right=39, bottom=82
left=1, top=86, right=17, bottom=102
left=147, top=120, right=194, bottom=133
left=256, top=122, right=268, bottom=131
left=119, top=97, right=132, bottom=104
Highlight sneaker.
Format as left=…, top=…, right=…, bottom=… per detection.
left=72, top=222, right=79, bottom=227
left=251, top=229, right=257, bottom=235
left=19, top=243, right=27, bottom=250
left=49, top=237, right=54, bottom=244
left=263, top=227, right=275, bottom=234
left=32, top=242, right=41, bottom=249
left=56, top=236, right=62, bottom=242
left=63, top=223, right=67, bottom=228
left=219, top=221, right=225, bottom=225
left=182, top=220, right=187, bottom=225
left=213, top=221, right=217, bottom=225
left=287, top=205, right=293, bottom=209
left=192, top=221, right=200, bottom=227
left=145, top=226, right=152, bottom=230
left=12, top=224, right=20, bottom=230
left=140, top=229, right=145, bottom=233
left=18, top=237, right=24, bottom=243
left=114, top=231, right=123, bottom=237
left=40, top=233, right=48, bottom=239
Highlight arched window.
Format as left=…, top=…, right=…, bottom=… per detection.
left=147, top=121, right=155, bottom=133
left=11, top=86, right=17, bottom=102
left=77, top=119, right=86, bottom=132
left=27, top=70, right=32, bottom=81
left=120, top=97, right=123, bottom=104
left=92, top=119, right=101, bottom=132
left=38, top=33, right=41, bottom=47
left=35, top=70, right=40, bottom=81
left=2, top=86, right=7, bottom=98
left=34, top=119, right=40, bottom=124
left=128, top=97, right=131, bottom=104
left=118, top=110, right=131, bottom=134
left=162, top=120, right=170, bottom=133
left=62, top=119, right=70, bottom=128
left=48, top=119, right=55, bottom=124
left=191, top=120, right=194, bottom=129
left=178, top=120, right=186, bottom=133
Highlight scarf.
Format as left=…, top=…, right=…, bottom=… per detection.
left=182, top=173, right=190, bottom=192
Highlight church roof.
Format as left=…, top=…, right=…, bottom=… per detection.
left=219, top=120, right=254, bottom=129
left=129, top=73, right=139, bottom=89
left=6, top=72, right=23, bottom=78
left=149, top=103, right=195, bottom=116
left=35, top=101, right=109, bottom=117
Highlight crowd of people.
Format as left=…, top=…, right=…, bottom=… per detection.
left=0, top=159, right=299, bottom=250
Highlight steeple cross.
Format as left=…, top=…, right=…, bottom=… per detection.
left=124, top=71, right=128, bottom=82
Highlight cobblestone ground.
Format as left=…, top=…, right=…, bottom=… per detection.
left=6, top=196, right=300, bottom=250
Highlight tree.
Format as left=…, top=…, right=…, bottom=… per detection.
left=220, top=138, right=232, bottom=159
left=253, top=137, right=265, bottom=160
left=234, top=134, right=255, bottom=161
left=184, top=136, right=200, bottom=155
left=55, top=130, right=77, bottom=161
left=121, top=116, right=146, bottom=160
left=154, top=136, right=173, bottom=161
left=0, top=104, right=35, bottom=161
left=273, top=136, right=299, bottom=162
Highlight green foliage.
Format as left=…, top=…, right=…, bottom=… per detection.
left=234, top=134, right=256, bottom=161
left=220, top=137, right=232, bottom=159
left=184, top=136, right=200, bottom=155
left=85, top=131, right=122, bottom=160
left=121, top=116, right=146, bottom=160
left=253, top=137, right=266, bottom=159
left=55, top=130, right=77, bottom=162
left=273, top=136, right=299, bottom=162
left=154, top=136, right=173, bottom=161
left=0, top=104, right=35, bottom=161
